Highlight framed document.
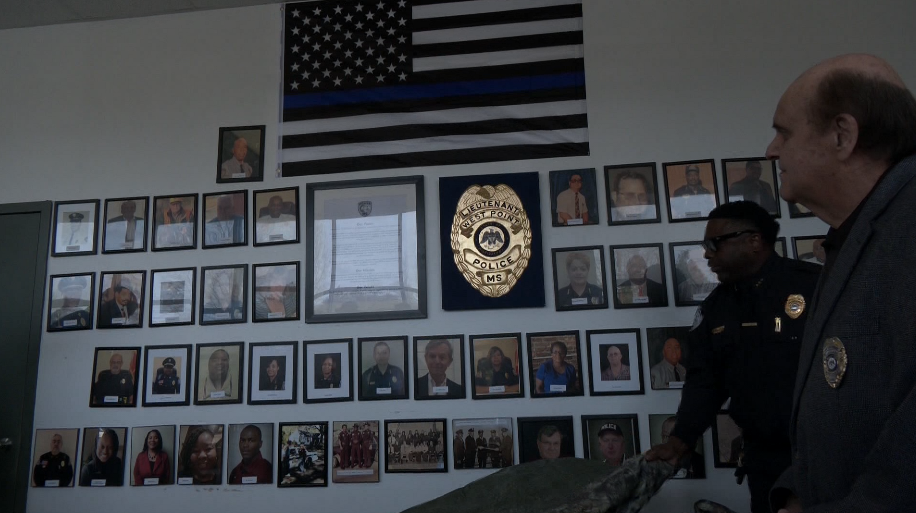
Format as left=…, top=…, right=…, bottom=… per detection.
left=469, top=333, right=524, bottom=400
left=278, top=422, right=328, bottom=487
left=526, top=331, right=584, bottom=398
left=549, top=168, right=599, bottom=227
left=384, top=419, right=447, bottom=473
left=357, top=336, right=409, bottom=401
left=129, top=425, right=176, bottom=485
left=217, top=125, right=265, bottom=183
left=202, top=190, right=248, bottom=249
left=610, top=244, right=669, bottom=308
left=151, top=194, right=197, bottom=251
left=586, top=329, right=645, bottom=396
left=96, top=271, right=145, bottom=329
left=452, top=417, right=514, bottom=470
left=142, top=344, right=191, bottom=407
left=649, top=414, right=705, bottom=478
left=102, top=197, right=149, bottom=253
left=646, top=326, right=691, bottom=390
left=582, top=414, right=640, bottom=466
left=722, top=158, right=780, bottom=217
left=551, top=246, right=608, bottom=311
left=47, top=273, right=94, bottom=332
left=200, top=264, right=247, bottom=325
left=662, top=159, right=719, bottom=222
left=670, top=242, right=719, bottom=306
left=331, top=420, right=380, bottom=483
left=248, top=341, right=297, bottom=405
left=253, top=187, right=299, bottom=246
left=712, top=411, right=743, bottom=468
left=194, top=342, right=244, bottom=405
left=252, top=262, right=299, bottom=322
left=31, top=428, right=80, bottom=487
left=79, top=427, right=127, bottom=486
left=177, top=424, right=224, bottom=485
left=226, top=423, right=274, bottom=485
left=306, top=175, right=426, bottom=323
left=52, top=199, right=99, bottom=256
left=304, top=339, right=353, bottom=404
left=413, top=335, right=466, bottom=400
left=605, top=163, right=660, bottom=225
left=516, top=416, right=575, bottom=463
left=149, top=267, right=195, bottom=327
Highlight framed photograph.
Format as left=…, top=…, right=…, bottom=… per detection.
left=101, top=197, right=148, bottom=253
left=176, top=424, right=224, bottom=485
left=202, top=190, right=248, bottom=248
left=151, top=194, right=197, bottom=251
left=248, top=341, right=297, bottom=405
left=788, top=202, right=815, bottom=218
left=586, top=329, right=645, bottom=396
left=252, top=262, right=299, bottom=322
left=52, top=199, right=99, bottom=256
left=96, top=271, right=145, bottom=329
left=31, top=428, right=79, bottom=487
left=649, top=414, right=705, bottom=478
left=358, top=336, right=408, bottom=401
left=722, top=158, right=780, bottom=216
left=47, top=273, right=94, bottom=332
left=582, top=414, right=640, bottom=466
left=306, top=175, right=426, bottom=323
left=527, top=331, right=583, bottom=398
left=142, top=344, right=191, bottom=407
left=278, top=422, right=328, bottom=487
left=549, top=168, right=599, bottom=226
left=663, top=159, right=719, bottom=222
left=452, top=418, right=514, bottom=470
left=226, top=423, right=274, bottom=485
left=194, top=342, right=244, bottom=405
left=200, top=264, right=247, bottom=325
left=670, top=242, right=719, bottom=306
left=517, top=416, right=575, bottom=463
left=792, top=235, right=826, bottom=266
left=217, top=125, right=265, bottom=183
left=413, top=335, right=465, bottom=400
left=775, top=236, right=787, bottom=258
left=605, top=163, right=660, bottom=225
left=610, top=244, right=669, bottom=308
left=253, top=187, right=299, bottom=245
left=384, top=419, right=447, bottom=473
left=129, top=425, right=176, bottom=486
left=646, top=326, right=691, bottom=390
left=551, top=246, right=608, bottom=311
left=469, top=333, right=523, bottom=400
left=89, top=347, right=140, bottom=407
left=148, top=267, right=195, bottom=327
left=79, top=427, right=127, bottom=486
left=712, top=411, right=743, bottom=469
left=331, top=420, right=380, bottom=483
left=304, top=339, right=354, bottom=403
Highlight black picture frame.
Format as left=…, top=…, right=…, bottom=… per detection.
left=303, top=339, right=354, bottom=404
left=605, top=162, right=661, bottom=225
left=384, top=418, right=448, bottom=473
left=609, top=243, right=669, bottom=309
left=711, top=411, right=742, bottom=469
left=516, top=416, right=575, bottom=463
left=357, top=336, right=409, bottom=401
left=330, top=420, right=380, bottom=483
left=526, top=330, right=584, bottom=398
left=305, top=175, right=426, bottom=323
left=31, top=428, right=80, bottom=488
left=96, top=271, right=146, bottom=329
left=194, top=341, right=245, bottom=405
left=412, top=335, right=466, bottom=400
left=101, top=196, right=149, bottom=254
left=278, top=422, right=329, bottom=487
left=585, top=329, right=645, bottom=396
left=721, top=157, right=781, bottom=217
left=775, top=236, right=787, bottom=258
left=662, top=159, right=720, bottom=222
left=645, top=326, right=691, bottom=390
left=129, top=425, right=176, bottom=485
left=669, top=241, right=719, bottom=307
left=151, top=194, right=198, bottom=251
left=51, top=199, right=100, bottom=257
left=201, top=190, right=248, bottom=249
left=451, top=418, right=515, bottom=470
left=47, top=272, right=94, bottom=332
left=468, top=333, right=524, bottom=400
left=248, top=341, right=298, bottom=405
left=199, top=264, right=248, bottom=325
left=581, top=414, right=641, bottom=465
left=226, top=422, right=275, bottom=485
left=89, top=346, right=141, bottom=408
left=253, top=186, right=300, bottom=246
left=649, top=414, right=705, bottom=479
left=792, top=235, right=827, bottom=266
left=148, top=267, right=195, bottom=327
left=141, top=344, right=192, bottom=407
left=176, top=424, right=224, bottom=485
left=217, top=125, right=266, bottom=183
left=79, top=427, right=128, bottom=487
left=548, top=168, right=600, bottom=227
left=252, top=261, right=300, bottom=322
left=551, top=246, right=609, bottom=312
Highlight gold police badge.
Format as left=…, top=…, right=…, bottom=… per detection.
left=451, top=184, right=532, bottom=297
left=785, top=294, right=806, bottom=319
left=822, top=336, right=847, bottom=389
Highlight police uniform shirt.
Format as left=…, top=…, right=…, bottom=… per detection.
left=152, top=369, right=180, bottom=394
left=49, top=308, right=91, bottom=329
left=557, top=282, right=604, bottom=307
left=93, top=370, right=134, bottom=404
left=34, top=451, right=74, bottom=486
left=362, top=364, right=405, bottom=395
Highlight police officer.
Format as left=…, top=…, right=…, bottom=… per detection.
left=361, top=341, right=405, bottom=397
left=464, top=428, right=477, bottom=469
left=475, top=429, right=487, bottom=468
left=487, top=429, right=500, bottom=468
left=152, top=357, right=180, bottom=394
left=91, top=352, right=134, bottom=405
left=49, top=276, right=92, bottom=329
left=32, top=433, right=74, bottom=487
left=646, top=201, right=820, bottom=513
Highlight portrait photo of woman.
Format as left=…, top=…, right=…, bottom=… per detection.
left=552, top=247, right=608, bottom=311
left=79, top=427, right=126, bottom=487
left=131, top=426, right=174, bottom=485
left=470, top=334, right=523, bottom=400
left=315, top=354, right=341, bottom=389
left=177, top=424, right=223, bottom=485
left=248, top=342, right=297, bottom=405
left=528, top=332, right=584, bottom=398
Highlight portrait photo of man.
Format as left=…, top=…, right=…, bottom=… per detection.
left=671, top=243, right=719, bottom=306
left=254, top=188, right=298, bottom=244
left=552, top=247, right=608, bottom=311
left=664, top=160, right=719, bottom=221
left=550, top=168, right=599, bottom=226
left=52, top=200, right=99, bottom=255
left=649, top=414, right=704, bottom=479
left=646, top=327, right=691, bottom=390
left=252, top=262, right=299, bottom=322
left=359, top=337, right=408, bottom=400
left=611, top=245, right=668, bottom=308
left=89, top=348, right=139, bottom=407
left=200, top=265, right=246, bottom=324
left=217, top=125, right=264, bottom=183
left=517, top=417, right=575, bottom=463
left=31, top=429, right=78, bottom=487
left=227, top=423, right=273, bottom=485
left=203, top=191, right=247, bottom=248
left=606, top=164, right=660, bottom=224
left=47, top=273, right=93, bottom=331
left=586, top=329, right=644, bottom=395
left=724, top=158, right=780, bottom=215
left=96, top=272, right=144, bottom=328
left=195, top=343, right=243, bottom=404
left=152, top=195, right=196, bottom=250
left=102, top=197, right=147, bottom=252
left=582, top=416, right=640, bottom=467
left=414, top=336, right=465, bottom=400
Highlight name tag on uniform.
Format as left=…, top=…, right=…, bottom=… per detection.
left=549, top=384, right=566, bottom=392
left=103, top=396, right=118, bottom=403
left=178, top=477, right=193, bottom=485
left=567, top=219, right=583, bottom=226
left=489, top=386, right=505, bottom=393
left=433, top=386, right=448, bottom=394
left=63, top=320, right=77, bottom=327
left=267, top=312, right=284, bottom=319
left=571, top=298, right=587, bottom=305
left=741, top=322, right=758, bottom=327
left=242, top=476, right=257, bottom=484
left=144, top=478, right=159, bottom=485
left=45, top=480, right=59, bottom=487
left=90, top=479, right=106, bottom=487
left=210, top=391, right=226, bottom=399
left=376, top=387, right=391, bottom=395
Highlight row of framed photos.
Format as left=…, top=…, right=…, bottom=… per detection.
left=30, top=411, right=742, bottom=489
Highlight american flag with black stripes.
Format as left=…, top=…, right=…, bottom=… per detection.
left=280, top=0, right=589, bottom=177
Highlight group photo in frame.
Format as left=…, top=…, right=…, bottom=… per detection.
left=176, top=424, right=224, bottom=485
left=96, top=271, right=145, bottom=329
left=413, top=335, right=465, bottom=400
left=331, top=420, right=380, bottom=483
left=151, top=194, right=197, bottom=251
left=527, top=331, right=583, bottom=398
left=516, top=416, right=575, bottom=463
left=142, top=344, right=191, bottom=407
left=581, top=414, right=640, bottom=466
left=722, top=157, right=781, bottom=216
left=47, top=273, right=94, bottom=331
left=248, top=341, right=297, bottom=405
left=586, top=329, right=645, bottom=396
left=646, top=326, right=691, bottom=390
left=384, top=419, right=447, bottom=474
left=89, top=347, right=140, bottom=408
left=792, top=235, right=826, bottom=266
left=712, top=411, right=743, bottom=468
left=52, top=199, right=99, bottom=256
left=551, top=246, right=609, bottom=311
left=452, top=417, right=514, bottom=470
left=129, top=425, right=176, bottom=486
left=102, top=197, right=148, bottom=253
left=469, top=333, right=523, bottom=399
left=148, top=267, right=195, bottom=327
left=304, top=339, right=353, bottom=403
left=358, top=336, right=409, bottom=401
left=253, top=186, right=299, bottom=245
left=305, top=175, right=426, bottom=323
left=195, top=342, right=244, bottom=405
left=605, top=163, right=660, bottom=225
left=610, top=244, right=669, bottom=308
left=549, top=168, right=599, bottom=227
left=278, top=422, right=328, bottom=487
left=200, top=264, right=247, bottom=325
left=31, top=428, right=79, bottom=487
left=226, top=423, right=274, bottom=485
left=202, top=190, right=248, bottom=249
left=217, top=125, right=265, bottom=183
left=649, top=414, right=705, bottom=479
left=663, top=159, right=720, bottom=222
left=252, top=261, right=299, bottom=322
left=670, top=242, right=719, bottom=306
left=79, top=426, right=127, bottom=487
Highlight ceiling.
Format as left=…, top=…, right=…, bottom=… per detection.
left=0, top=0, right=290, bottom=30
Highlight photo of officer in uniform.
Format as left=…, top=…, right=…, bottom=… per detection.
left=47, top=274, right=93, bottom=331
left=358, top=337, right=408, bottom=400
left=89, top=348, right=139, bottom=407
left=452, top=418, right=514, bottom=470
left=52, top=200, right=98, bottom=255
left=331, top=420, right=380, bottom=483
left=551, top=247, right=608, bottom=311
left=31, top=429, right=78, bottom=487
left=582, top=415, right=640, bottom=466
left=142, top=346, right=190, bottom=406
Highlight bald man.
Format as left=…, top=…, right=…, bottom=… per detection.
left=221, top=137, right=254, bottom=178
left=766, top=54, right=916, bottom=513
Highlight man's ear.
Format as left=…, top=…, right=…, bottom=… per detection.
left=833, top=113, right=859, bottom=160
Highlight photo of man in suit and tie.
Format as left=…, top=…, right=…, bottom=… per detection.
left=414, top=337, right=465, bottom=400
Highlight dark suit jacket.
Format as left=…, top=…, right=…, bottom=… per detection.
left=415, top=373, right=464, bottom=398
left=97, top=299, right=138, bottom=326
left=773, top=154, right=916, bottom=512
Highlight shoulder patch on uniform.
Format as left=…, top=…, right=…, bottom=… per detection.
left=690, top=306, right=703, bottom=331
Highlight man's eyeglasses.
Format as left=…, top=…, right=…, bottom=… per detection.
left=701, top=230, right=758, bottom=253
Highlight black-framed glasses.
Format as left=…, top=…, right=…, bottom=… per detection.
left=701, top=230, right=758, bottom=253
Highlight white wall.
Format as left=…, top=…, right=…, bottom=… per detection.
left=2, top=1, right=914, bottom=512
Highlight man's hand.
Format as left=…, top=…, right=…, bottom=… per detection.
left=644, top=435, right=691, bottom=467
